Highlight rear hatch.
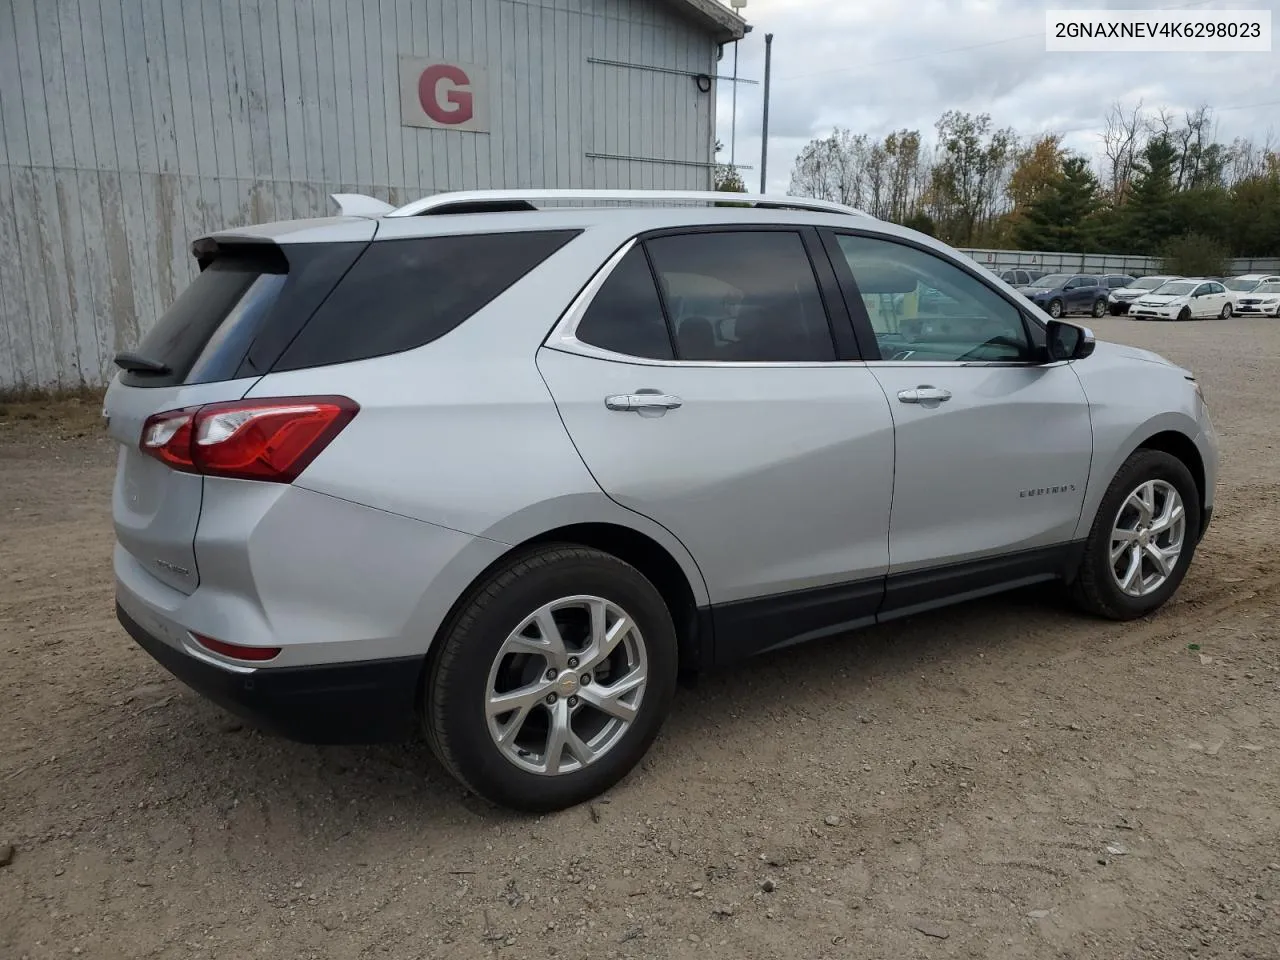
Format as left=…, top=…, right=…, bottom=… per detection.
left=105, top=225, right=372, bottom=594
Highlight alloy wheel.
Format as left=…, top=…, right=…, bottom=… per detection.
left=1109, top=479, right=1186, bottom=598
left=485, top=596, right=648, bottom=776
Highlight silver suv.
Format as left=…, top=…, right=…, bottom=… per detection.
left=106, top=189, right=1218, bottom=812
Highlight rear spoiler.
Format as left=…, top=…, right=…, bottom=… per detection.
left=330, top=193, right=395, bottom=218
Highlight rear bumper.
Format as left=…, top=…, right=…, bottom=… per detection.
left=116, top=601, right=421, bottom=744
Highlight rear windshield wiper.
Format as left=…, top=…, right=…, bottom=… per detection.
left=113, top=351, right=171, bottom=375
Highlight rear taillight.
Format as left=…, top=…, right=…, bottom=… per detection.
left=140, top=396, right=358, bottom=483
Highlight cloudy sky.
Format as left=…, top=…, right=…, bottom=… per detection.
left=714, top=0, right=1280, bottom=193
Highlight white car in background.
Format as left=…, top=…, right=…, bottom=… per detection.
left=1108, top=275, right=1183, bottom=316
left=1129, top=279, right=1234, bottom=321
left=1222, top=274, right=1280, bottom=306
left=1233, top=280, right=1280, bottom=317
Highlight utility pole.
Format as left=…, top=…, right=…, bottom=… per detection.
left=729, top=0, right=747, bottom=168
left=759, top=32, right=773, bottom=194
left=730, top=41, right=739, bottom=166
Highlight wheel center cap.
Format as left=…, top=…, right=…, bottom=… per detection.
left=556, top=672, right=580, bottom=697
left=1138, top=529, right=1151, bottom=547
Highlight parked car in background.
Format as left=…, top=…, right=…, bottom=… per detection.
left=999, top=267, right=1046, bottom=286
left=1234, top=280, right=1280, bottom=316
left=1016, top=273, right=1111, bottom=318
left=1103, top=274, right=1137, bottom=292
left=1129, top=279, right=1233, bottom=321
left=1223, top=274, right=1280, bottom=306
left=1108, top=275, right=1184, bottom=315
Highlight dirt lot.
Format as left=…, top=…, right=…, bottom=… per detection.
left=2, top=317, right=1279, bottom=960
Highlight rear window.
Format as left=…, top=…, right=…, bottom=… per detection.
left=273, top=230, right=580, bottom=372
left=119, top=241, right=370, bottom=388
left=123, top=253, right=285, bottom=387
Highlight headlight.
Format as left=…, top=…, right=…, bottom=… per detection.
left=1264, top=298, right=1278, bottom=304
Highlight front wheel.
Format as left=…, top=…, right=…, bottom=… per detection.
left=1109, top=304, right=1123, bottom=316
left=1070, top=449, right=1201, bottom=621
left=1047, top=299, right=1063, bottom=318
left=1220, top=302, right=1233, bottom=319
left=1177, top=306, right=1192, bottom=322
left=1092, top=298, right=1107, bottom=318
left=424, top=545, right=678, bottom=812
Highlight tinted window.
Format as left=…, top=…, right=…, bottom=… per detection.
left=1193, top=283, right=1211, bottom=296
left=1208, top=282, right=1226, bottom=294
left=123, top=249, right=288, bottom=387
left=644, top=231, right=835, bottom=362
left=275, top=230, right=579, bottom=371
left=834, top=234, right=1030, bottom=363
left=1106, top=276, right=1131, bottom=288
left=1078, top=276, right=1099, bottom=287
left=575, top=247, right=674, bottom=360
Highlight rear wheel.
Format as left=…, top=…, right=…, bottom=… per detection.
left=1092, top=298, right=1107, bottom=318
left=424, top=545, right=678, bottom=812
left=1071, top=449, right=1201, bottom=621
left=1048, top=299, right=1063, bottom=318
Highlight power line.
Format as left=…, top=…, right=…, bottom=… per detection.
left=777, top=0, right=1222, bottom=83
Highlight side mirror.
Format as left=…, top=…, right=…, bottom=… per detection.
left=1045, top=320, right=1096, bottom=361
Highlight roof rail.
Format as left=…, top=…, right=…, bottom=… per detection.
left=384, top=189, right=873, bottom=219
left=330, top=193, right=396, bottom=218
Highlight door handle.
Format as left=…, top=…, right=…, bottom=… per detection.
left=605, top=392, right=683, bottom=413
left=897, top=385, right=952, bottom=404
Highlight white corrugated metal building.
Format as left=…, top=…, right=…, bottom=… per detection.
left=0, top=0, right=746, bottom=390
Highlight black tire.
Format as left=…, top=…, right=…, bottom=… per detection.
left=1220, top=302, right=1232, bottom=319
left=424, top=544, right=678, bottom=812
left=1109, top=304, right=1123, bottom=316
left=1092, top=298, right=1107, bottom=318
left=1048, top=299, right=1063, bottom=319
left=1070, top=449, right=1202, bottom=621
left=1177, top=306, right=1191, bottom=322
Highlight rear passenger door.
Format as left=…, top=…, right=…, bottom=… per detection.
left=537, top=227, right=896, bottom=662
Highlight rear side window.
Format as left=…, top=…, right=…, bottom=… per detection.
left=575, top=247, right=675, bottom=360
left=645, top=231, right=836, bottom=362
left=274, top=230, right=580, bottom=371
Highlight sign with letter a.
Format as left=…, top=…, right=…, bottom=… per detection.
left=399, top=57, right=488, bottom=133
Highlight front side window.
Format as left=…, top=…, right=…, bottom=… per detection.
left=1193, top=283, right=1212, bottom=297
left=644, top=231, right=836, bottom=362
left=834, top=234, right=1031, bottom=363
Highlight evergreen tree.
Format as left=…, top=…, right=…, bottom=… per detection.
left=1125, top=136, right=1179, bottom=253
left=1013, top=155, right=1100, bottom=251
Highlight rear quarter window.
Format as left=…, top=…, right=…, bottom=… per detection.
left=273, top=230, right=580, bottom=371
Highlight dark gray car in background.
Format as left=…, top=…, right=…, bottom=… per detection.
left=1017, top=273, right=1135, bottom=319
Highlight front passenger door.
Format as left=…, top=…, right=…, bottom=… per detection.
left=822, top=230, right=1094, bottom=612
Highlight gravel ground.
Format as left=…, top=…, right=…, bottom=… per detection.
left=2, top=316, right=1279, bottom=960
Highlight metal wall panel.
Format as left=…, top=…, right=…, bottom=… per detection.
left=0, top=0, right=719, bottom=389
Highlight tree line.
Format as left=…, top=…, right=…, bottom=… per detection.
left=769, top=103, right=1280, bottom=274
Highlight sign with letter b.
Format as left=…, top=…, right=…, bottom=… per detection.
left=400, top=57, right=488, bottom=133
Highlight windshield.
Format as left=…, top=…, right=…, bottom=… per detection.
left=1032, top=274, right=1069, bottom=287
left=1152, top=281, right=1197, bottom=296
left=1253, top=282, right=1280, bottom=295
left=1133, top=276, right=1169, bottom=290
left=1225, top=277, right=1260, bottom=291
